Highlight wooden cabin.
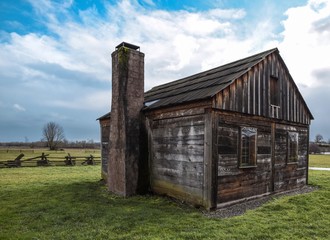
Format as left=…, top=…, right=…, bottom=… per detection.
left=99, top=47, right=313, bottom=210
left=97, top=112, right=111, bottom=180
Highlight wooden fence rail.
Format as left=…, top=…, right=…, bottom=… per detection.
left=0, top=153, right=101, bottom=168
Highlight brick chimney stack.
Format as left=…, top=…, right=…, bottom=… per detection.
left=108, top=42, right=145, bottom=196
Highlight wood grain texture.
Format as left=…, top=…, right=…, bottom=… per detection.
left=215, top=111, right=309, bottom=203
left=213, top=52, right=312, bottom=125
left=148, top=110, right=206, bottom=207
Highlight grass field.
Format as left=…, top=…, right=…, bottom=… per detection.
left=0, top=166, right=329, bottom=239
left=309, top=154, right=330, bottom=168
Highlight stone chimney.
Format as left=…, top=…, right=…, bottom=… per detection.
left=108, top=42, right=146, bottom=196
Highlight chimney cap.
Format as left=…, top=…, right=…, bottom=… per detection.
left=116, top=42, right=140, bottom=51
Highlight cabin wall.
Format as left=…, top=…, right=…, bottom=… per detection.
left=216, top=112, right=272, bottom=203
left=274, top=124, right=308, bottom=191
left=214, top=52, right=311, bottom=125
left=216, top=110, right=309, bottom=204
left=99, top=118, right=110, bottom=179
left=146, top=105, right=208, bottom=207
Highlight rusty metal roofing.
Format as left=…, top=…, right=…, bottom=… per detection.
left=144, top=48, right=278, bottom=110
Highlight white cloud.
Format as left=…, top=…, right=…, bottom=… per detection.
left=207, top=9, right=246, bottom=19
left=49, top=91, right=110, bottom=111
left=0, top=0, right=283, bottom=107
left=13, top=104, right=26, bottom=111
left=2, top=0, right=330, bottom=140
left=278, top=0, right=330, bottom=139
left=279, top=0, right=330, bottom=87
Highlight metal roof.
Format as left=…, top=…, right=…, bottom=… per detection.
left=96, top=112, right=111, bottom=121
left=144, top=48, right=278, bottom=110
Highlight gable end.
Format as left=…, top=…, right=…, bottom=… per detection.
left=213, top=51, right=313, bottom=124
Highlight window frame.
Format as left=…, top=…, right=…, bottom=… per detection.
left=239, top=127, right=257, bottom=168
left=287, top=131, right=299, bottom=164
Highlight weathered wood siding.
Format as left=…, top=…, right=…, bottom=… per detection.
left=274, top=124, right=308, bottom=191
left=99, top=118, right=110, bottom=179
left=214, top=52, right=311, bottom=125
left=216, top=113, right=272, bottom=203
left=215, top=111, right=309, bottom=204
left=147, top=107, right=207, bottom=206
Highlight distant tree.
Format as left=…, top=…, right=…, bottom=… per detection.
left=42, top=122, right=65, bottom=150
left=309, top=143, right=321, bottom=154
left=315, top=134, right=323, bottom=143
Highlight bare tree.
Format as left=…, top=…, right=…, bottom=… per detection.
left=42, top=122, right=65, bottom=150
left=315, top=134, right=323, bottom=143
left=309, top=143, right=321, bottom=154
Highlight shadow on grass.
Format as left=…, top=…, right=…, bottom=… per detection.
left=1, top=179, right=202, bottom=239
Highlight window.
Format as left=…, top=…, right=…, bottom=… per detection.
left=270, top=76, right=279, bottom=106
left=240, top=127, right=257, bottom=167
left=287, top=132, right=298, bottom=163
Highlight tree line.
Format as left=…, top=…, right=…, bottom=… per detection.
left=0, top=140, right=100, bottom=149
left=1, top=122, right=99, bottom=150
left=309, top=134, right=330, bottom=154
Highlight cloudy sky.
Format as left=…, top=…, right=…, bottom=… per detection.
left=0, top=0, right=329, bottom=142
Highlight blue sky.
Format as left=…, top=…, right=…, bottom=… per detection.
left=0, top=0, right=330, bottom=142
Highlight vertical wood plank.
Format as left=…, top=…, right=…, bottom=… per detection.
left=223, top=88, right=229, bottom=110
left=203, top=108, right=214, bottom=210
left=306, top=126, right=310, bottom=184
left=236, top=78, right=242, bottom=112
left=263, top=59, right=268, bottom=117
left=252, top=68, right=256, bottom=115
left=211, top=111, right=218, bottom=208
left=278, top=59, right=283, bottom=119
left=217, top=92, right=223, bottom=109
left=271, top=122, right=275, bottom=192
left=247, top=70, right=251, bottom=114
left=293, top=91, right=296, bottom=122
left=230, top=81, right=236, bottom=111
left=266, top=56, right=271, bottom=117
left=257, top=65, right=261, bottom=115
left=260, top=62, right=265, bottom=116
left=243, top=74, right=249, bottom=113
left=286, top=79, right=289, bottom=121
left=283, top=72, right=287, bottom=121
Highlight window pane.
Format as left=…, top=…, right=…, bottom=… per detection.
left=288, top=132, right=298, bottom=162
left=241, top=127, right=257, bottom=166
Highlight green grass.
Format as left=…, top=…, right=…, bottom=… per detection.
left=0, top=166, right=329, bottom=239
left=309, top=154, right=330, bottom=168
